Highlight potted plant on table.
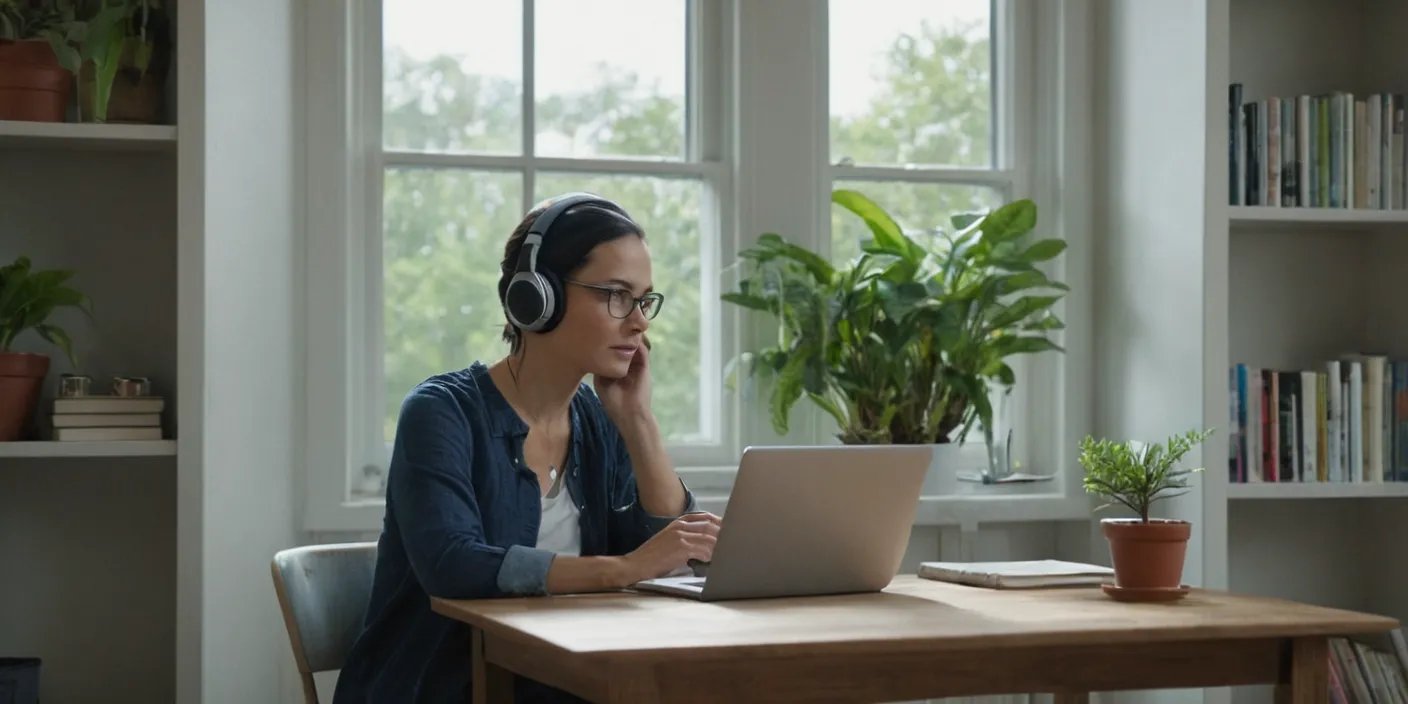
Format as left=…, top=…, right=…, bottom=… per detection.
left=720, top=188, right=1069, bottom=480
left=1078, top=427, right=1213, bottom=600
left=0, top=255, right=91, bottom=441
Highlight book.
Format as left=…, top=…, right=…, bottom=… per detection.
left=917, top=559, right=1114, bottom=589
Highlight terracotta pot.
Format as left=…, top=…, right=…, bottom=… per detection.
left=1101, top=517, right=1191, bottom=589
left=0, top=352, right=50, bottom=442
left=0, top=39, right=73, bottom=123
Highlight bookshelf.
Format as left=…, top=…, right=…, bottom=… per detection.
left=1229, top=205, right=1408, bottom=230
left=1096, top=1, right=1408, bottom=703
left=0, top=1, right=301, bottom=702
left=0, top=440, right=177, bottom=458
left=0, top=113, right=179, bottom=703
left=0, top=120, right=177, bottom=150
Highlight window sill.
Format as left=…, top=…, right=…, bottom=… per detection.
left=302, top=463, right=1091, bottom=534
left=676, top=460, right=1092, bottom=528
left=691, top=491, right=1090, bottom=527
left=304, top=490, right=1092, bottom=534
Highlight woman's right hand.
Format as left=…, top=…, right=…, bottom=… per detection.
left=623, top=512, right=722, bottom=583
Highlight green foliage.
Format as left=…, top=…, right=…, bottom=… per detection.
left=1078, top=428, right=1214, bottom=522
left=828, top=17, right=997, bottom=259
left=0, top=0, right=64, bottom=39
left=34, top=0, right=166, bottom=122
left=722, top=190, right=1067, bottom=445
left=0, top=256, right=92, bottom=367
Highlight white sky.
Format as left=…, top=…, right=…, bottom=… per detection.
left=383, top=0, right=989, bottom=119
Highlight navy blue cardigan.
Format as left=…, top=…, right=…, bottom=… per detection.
left=332, top=362, right=696, bottom=703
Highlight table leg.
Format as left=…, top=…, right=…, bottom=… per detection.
left=1275, top=636, right=1329, bottom=704
left=472, top=629, right=515, bottom=704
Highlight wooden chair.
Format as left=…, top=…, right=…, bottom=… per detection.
left=270, top=542, right=378, bottom=704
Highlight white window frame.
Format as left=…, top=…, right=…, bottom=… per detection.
left=300, top=0, right=1095, bottom=533
left=367, top=1, right=735, bottom=472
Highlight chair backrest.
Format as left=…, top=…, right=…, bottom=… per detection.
left=270, top=542, right=379, bottom=704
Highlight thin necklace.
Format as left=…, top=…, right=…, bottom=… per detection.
left=507, top=382, right=568, bottom=483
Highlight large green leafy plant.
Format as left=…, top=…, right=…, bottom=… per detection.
left=1078, top=428, right=1214, bottom=522
left=0, top=256, right=91, bottom=366
left=721, top=189, right=1068, bottom=447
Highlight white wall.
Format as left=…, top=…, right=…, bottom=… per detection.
left=178, top=0, right=302, bottom=701
left=1092, top=3, right=1217, bottom=704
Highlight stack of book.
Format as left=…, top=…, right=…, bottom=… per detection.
left=1228, top=84, right=1407, bottom=209
left=1228, top=355, right=1408, bottom=484
left=50, top=395, right=165, bottom=441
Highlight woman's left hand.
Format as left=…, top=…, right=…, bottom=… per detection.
left=596, top=341, right=653, bottom=424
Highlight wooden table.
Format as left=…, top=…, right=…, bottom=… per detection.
left=430, top=575, right=1398, bottom=704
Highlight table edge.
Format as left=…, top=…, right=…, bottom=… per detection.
left=435, top=607, right=1397, bottom=663
left=429, top=584, right=1401, bottom=663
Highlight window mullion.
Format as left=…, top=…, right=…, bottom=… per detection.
left=522, top=0, right=536, bottom=206
left=732, top=0, right=831, bottom=450
left=361, top=0, right=387, bottom=473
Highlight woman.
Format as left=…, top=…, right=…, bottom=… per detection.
left=332, top=193, right=722, bottom=704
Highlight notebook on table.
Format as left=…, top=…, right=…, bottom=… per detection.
left=918, top=559, right=1114, bottom=589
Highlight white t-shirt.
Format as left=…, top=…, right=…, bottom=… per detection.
left=536, top=462, right=581, bottom=556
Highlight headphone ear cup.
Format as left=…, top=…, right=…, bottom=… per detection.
left=504, top=271, right=551, bottom=332
left=537, top=269, right=567, bottom=333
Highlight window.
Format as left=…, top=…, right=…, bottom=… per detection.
left=828, top=0, right=1012, bottom=261
left=818, top=0, right=1035, bottom=465
left=350, top=0, right=731, bottom=500
left=303, top=0, right=1089, bottom=530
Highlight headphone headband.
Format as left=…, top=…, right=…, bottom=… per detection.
left=511, top=192, right=603, bottom=278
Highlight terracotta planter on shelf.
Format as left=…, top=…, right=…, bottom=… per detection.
left=1101, top=518, right=1191, bottom=599
left=0, top=351, right=50, bottom=442
left=0, top=39, right=73, bottom=123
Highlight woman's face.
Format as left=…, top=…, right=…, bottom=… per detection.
left=543, top=234, right=655, bottom=380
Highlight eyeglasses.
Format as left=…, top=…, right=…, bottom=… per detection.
left=565, top=280, right=665, bottom=320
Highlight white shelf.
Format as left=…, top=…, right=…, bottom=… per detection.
left=0, top=440, right=177, bottom=458
left=0, top=120, right=177, bottom=151
left=1230, top=206, right=1408, bottom=231
left=1227, top=482, right=1408, bottom=500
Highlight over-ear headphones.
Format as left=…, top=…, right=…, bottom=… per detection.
left=503, top=192, right=618, bottom=334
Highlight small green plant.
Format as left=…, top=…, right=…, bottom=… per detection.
left=0, top=256, right=92, bottom=367
left=1078, top=427, right=1214, bottom=522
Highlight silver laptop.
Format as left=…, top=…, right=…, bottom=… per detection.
left=633, top=444, right=933, bottom=602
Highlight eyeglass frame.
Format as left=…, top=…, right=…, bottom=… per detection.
left=564, top=279, right=665, bottom=320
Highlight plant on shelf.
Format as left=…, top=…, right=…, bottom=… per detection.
left=720, top=188, right=1068, bottom=477
left=1078, top=427, right=1213, bottom=597
left=42, top=0, right=172, bottom=123
left=0, top=255, right=91, bottom=442
left=0, top=0, right=72, bottom=122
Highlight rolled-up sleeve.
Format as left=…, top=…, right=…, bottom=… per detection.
left=388, top=386, right=554, bottom=598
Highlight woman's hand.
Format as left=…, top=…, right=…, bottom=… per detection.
left=621, top=512, right=722, bottom=583
left=595, top=339, right=652, bottom=424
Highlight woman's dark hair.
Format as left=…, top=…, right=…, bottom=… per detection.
left=498, top=199, right=644, bottom=351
